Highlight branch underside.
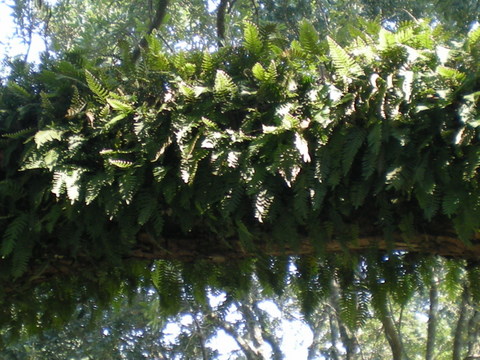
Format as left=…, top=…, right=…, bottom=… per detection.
left=9, top=230, right=478, bottom=295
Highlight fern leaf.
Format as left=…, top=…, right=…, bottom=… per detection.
left=34, top=129, right=64, bottom=148
left=252, top=62, right=266, bottom=81
left=214, top=70, right=237, bottom=101
left=299, top=20, right=320, bottom=55
left=66, top=85, right=86, bottom=118
left=136, top=191, right=157, bottom=225
left=106, top=98, right=133, bottom=113
left=2, top=212, right=29, bottom=257
left=436, top=66, right=466, bottom=84
left=201, top=51, right=215, bottom=75
left=328, top=37, right=364, bottom=79
left=468, top=26, right=480, bottom=48
left=85, top=70, right=110, bottom=100
left=244, top=21, right=263, bottom=56
left=2, top=127, right=35, bottom=139
left=11, top=236, right=32, bottom=278
left=342, top=127, right=366, bottom=175
left=118, top=171, right=139, bottom=204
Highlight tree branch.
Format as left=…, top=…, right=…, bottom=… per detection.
left=132, top=0, right=170, bottom=62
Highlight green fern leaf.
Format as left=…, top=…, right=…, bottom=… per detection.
left=34, top=129, right=64, bottom=148
left=118, top=171, right=139, bottom=204
left=2, top=212, right=29, bottom=257
left=214, top=70, right=237, bottom=101
left=327, top=37, right=364, bottom=79
left=136, top=191, right=157, bottom=225
left=468, top=26, right=480, bottom=48
left=342, top=127, right=366, bottom=175
left=244, top=21, right=263, bottom=56
left=201, top=51, right=215, bottom=75
left=107, top=98, right=133, bottom=113
left=11, top=236, right=32, bottom=278
left=2, top=127, right=35, bottom=139
left=299, top=20, right=320, bottom=55
left=252, top=62, right=266, bottom=81
left=85, top=70, right=110, bottom=100
left=442, top=189, right=460, bottom=216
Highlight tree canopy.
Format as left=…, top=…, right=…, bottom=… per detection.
left=1, top=0, right=480, bottom=355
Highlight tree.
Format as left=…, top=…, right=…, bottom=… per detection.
left=1, top=1, right=480, bottom=357
left=4, top=258, right=479, bottom=359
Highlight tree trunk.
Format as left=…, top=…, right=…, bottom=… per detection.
left=467, top=310, right=480, bottom=358
left=426, top=274, right=439, bottom=360
left=377, top=299, right=406, bottom=360
left=453, top=286, right=470, bottom=360
left=330, top=281, right=358, bottom=360
left=216, top=0, right=229, bottom=47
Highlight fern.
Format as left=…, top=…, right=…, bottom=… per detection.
left=118, top=170, right=139, bottom=204
left=252, top=62, right=266, bottom=81
left=214, top=70, right=237, bottom=102
left=299, top=20, right=320, bottom=56
left=66, top=86, right=86, bottom=118
left=2, top=127, right=35, bottom=139
left=2, top=212, right=29, bottom=257
left=327, top=37, right=364, bottom=79
left=201, top=51, right=215, bottom=76
left=468, top=26, right=480, bottom=48
left=85, top=70, right=110, bottom=100
left=151, top=260, right=183, bottom=315
left=342, top=127, right=366, bottom=175
left=34, top=129, right=64, bottom=148
left=243, top=21, right=263, bottom=56
left=11, top=236, right=33, bottom=278
left=136, top=190, right=157, bottom=225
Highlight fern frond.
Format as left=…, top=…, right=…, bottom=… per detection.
left=299, top=20, right=320, bottom=56
left=34, top=129, right=64, bottom=148
left=244, top=21, right=263, bottom=56
left=328, top=37, right=364, bottom=79
left=342, top=127, right=366, bottom=175
left=214, top=70, right=237, bottom=102
left=118, top=171, right=139, bottom=204
left=85, top=70, right=111, bottom=100
left=2, top=127, right=35, bottom=139
left=2, top=212, right=29, bottom=257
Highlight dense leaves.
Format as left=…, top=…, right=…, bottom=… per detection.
left=1, top=19, right=480, bottom=338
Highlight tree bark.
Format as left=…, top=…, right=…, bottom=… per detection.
left=453, top=286, right=470, bottom=360
left=426, top=274, right=439, bottom=360
left=131, top=0, right=170, bottom=62
left=216, top=0, right=229, bottom=47
left=377, top=299, right=406, bottom=360
left=466, top=310, right=480, bottom=358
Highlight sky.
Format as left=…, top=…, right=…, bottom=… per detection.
left=0, top=0, right=49, bottom=67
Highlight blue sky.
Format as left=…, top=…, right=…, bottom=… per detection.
left=0, top=0, right=47, bottom=64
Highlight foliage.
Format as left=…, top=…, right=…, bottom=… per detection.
left=1, top=17, right=480, bottom=340
left=3, top=259, right=480, bottom=359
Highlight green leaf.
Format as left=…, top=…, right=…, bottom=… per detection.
left=34, top=129, right=64, bottom=148
left=299, top=20, right=320, bottom=55
left=85, top=70, right=110, bottom=100
left=2, top=213, right=29, bottom=257
left=244, top=21, right=262, bottom=56
left=107, top=98, right=133, bottom=113
left=327, top=37, right=364, bottom=79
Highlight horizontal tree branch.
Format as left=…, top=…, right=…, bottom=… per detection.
left=5, top=230, right=480, bottom=296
